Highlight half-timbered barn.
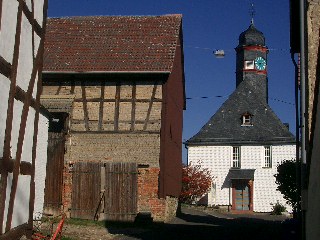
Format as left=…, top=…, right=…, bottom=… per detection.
left=0, top=0, right=48, bottom=238
left=41, top=15, right=185, bottom=222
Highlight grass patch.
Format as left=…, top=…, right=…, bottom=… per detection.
left=65, top=218, right=105, bottom=227
left=62, top=237, right=75, bottom=240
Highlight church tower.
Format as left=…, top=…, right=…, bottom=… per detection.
left=235, top=22, right=268, bottom=103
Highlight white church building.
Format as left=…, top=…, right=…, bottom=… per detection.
left=186, top=22, right=296, bottom=212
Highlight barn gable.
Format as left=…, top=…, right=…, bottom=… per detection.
left=41, top=15, right=185, bottom=222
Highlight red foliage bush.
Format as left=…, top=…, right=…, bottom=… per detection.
left=179, top=164, right=212, bottom=204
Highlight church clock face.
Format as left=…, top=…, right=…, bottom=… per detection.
left=254, top=57, right=266, bottom=70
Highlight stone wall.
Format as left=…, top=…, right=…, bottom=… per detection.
left=68, top=133, right=160, bottom=167
left=307, top=1, right=320, bottom=132
left=306, top=1, right=320, bottom=239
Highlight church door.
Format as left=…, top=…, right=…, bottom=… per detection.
left=233, top=180, right=251, bottom=211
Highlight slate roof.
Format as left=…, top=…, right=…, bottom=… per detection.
left=238, top=23, right=265, bottom=47
left=43, top=15, right=182, bottom=73
left=186, top=81, right=295, bottom=146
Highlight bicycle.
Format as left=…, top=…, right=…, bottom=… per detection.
left=32, top=212, right=66, bottom=240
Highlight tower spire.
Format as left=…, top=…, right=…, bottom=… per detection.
left=249, top=3, right=256, bottom=25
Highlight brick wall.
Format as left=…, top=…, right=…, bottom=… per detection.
left=137, top=167, right=179, bottom=222
left=137, top=167, right=165, bottom=222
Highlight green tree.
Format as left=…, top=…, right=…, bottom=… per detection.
left=179, top=164, right=212, bottom=204
left=274, top=159, right=300, bottom=212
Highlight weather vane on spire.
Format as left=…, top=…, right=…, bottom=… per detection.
left=249, top=2, right=256, bottom=24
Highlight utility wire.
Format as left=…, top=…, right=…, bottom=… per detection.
left=185, top=95, right=295, bottom=106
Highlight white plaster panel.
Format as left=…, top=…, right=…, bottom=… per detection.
left=32, top=72, right=39, bottom=99
left=33, top=0, right=44, bottom=27
left=16, top=15, right=33, bottom=92
left=25, top=0, right=32, bottom=10
left=34, top=33, right=41, bottom=59
left=0, top=0, right=19, bottom=64
left=0, top=76, right=10, bottom=158
left=11, top=175, right=31, bottom=229
left=10, top=100, right=23, bottom=159
left=3, top=174, right=32, bottom=231
left=21, top=108, right=35, bottom=163
left=34, top=114, right=48, bottom=216
left=188, top=146, right=232, bottom=206
left=2, top=173, right=13, bottom=233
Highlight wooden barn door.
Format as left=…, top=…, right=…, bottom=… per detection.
left=44, top=112, right=68, bottom=215
left=71, top=162, right=102, bottom=219
left=103, top=163, right=138, bottom=222
left=43, top=132, right=65, bottom=214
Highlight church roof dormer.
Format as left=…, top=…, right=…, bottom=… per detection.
left=238, top=23, right=265, bottom=47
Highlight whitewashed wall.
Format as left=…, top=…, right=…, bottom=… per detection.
left=188, top=144, right=296, bottom=212
left=0, top=0, right=48, bottom=234
left=34, top=115, right=49, bottom=216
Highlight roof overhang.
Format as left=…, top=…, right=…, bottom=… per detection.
left=42, top=71, right=170, bottom=82
left=42, top=71, right=171, bottom=74
left=228, top=169, right=255, bottom=180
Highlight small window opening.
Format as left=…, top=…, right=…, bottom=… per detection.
left=241, top=112, right=253, bottom=126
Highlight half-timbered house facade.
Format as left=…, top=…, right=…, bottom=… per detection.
left=41, top=15, right=185, bottom=222
left=0, top=0, right=48, bottom=238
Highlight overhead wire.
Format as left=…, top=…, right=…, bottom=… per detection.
left=185, top=94, right=295, bottom=106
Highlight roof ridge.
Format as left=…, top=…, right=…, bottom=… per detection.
left=48, top=14, right=182, bottom=20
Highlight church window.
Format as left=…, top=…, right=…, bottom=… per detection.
left=241, top=112, right=253, bottom=126
left=244, top=60, right=254, bottom=70
left=263, top=146, right=272, bottom=168
left=232, top=146, right=241, bottom=168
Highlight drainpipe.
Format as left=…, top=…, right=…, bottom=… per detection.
left=299, top=0, right=308, bottom=239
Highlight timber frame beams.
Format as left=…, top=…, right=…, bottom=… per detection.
left=43, top=76, right=165, bottom=133
left=0, top=0, right=48, bottom=238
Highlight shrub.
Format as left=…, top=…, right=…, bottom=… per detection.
left=274, top=159, right=300, bottom=212
left=271, top=201, right=286, bottom=215
left=179, top=163, right=213, bottom=204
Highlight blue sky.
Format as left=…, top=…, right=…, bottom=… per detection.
left=48, top=1, right=296, bottom=163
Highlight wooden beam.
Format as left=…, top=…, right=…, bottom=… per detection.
left=130, top=83, right=136, bottom=131
left=21, top=0, right=43, bottom=36
left=74, top=98, right=162, bottom=103
left=98, top=81, right=105, bottom=131
left=29, top=1, right=48, bottom=230
left=81, top=83, right=89, bottom=131
left=114, top=84, right=120, bottom=131
left=73, top=119, right=160, bottom=125
left=0, top=56, right=12, bottom=78
left=143, top=82, right=158, bottom=131
left=0, top=223, right=29, bottom=240
left=70, top=130, right=160, bottom=134
left=0, top=1, right=23, bottom=233
left=15, top=86, right=37, bottom=109
left=5, top=22, right=44, bottom=232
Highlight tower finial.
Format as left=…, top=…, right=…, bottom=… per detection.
left=249, top=2, right=256, bottom=25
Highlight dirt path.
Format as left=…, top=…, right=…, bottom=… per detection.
left=61, top=206, right=298, bottom=240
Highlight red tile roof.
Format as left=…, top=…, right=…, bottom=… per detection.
left=43, top=15, right=182, bottom=73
